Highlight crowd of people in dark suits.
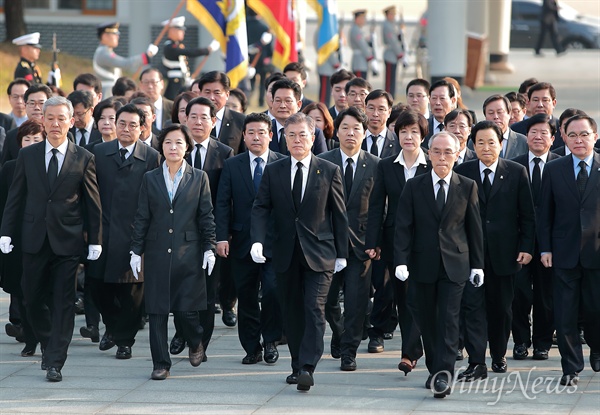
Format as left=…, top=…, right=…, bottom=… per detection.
left=0, top=62, right=599, bottom=400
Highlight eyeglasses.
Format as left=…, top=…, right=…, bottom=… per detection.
left=531, top=97, right=553, bottom=104
left=188, top=114, right=211, bottom=122
left=141, top=80, right=161, bottom=87
left=117, top=121, right=140, bottom=130
left=366, top=105, right=388, bottom=114
left=74, top=108, right=91, bottom=118
left=273, top=98, right=296, bottom=106
left=26, top=100, right=46, bottom=108
left=429, top=149, right=456, bottom=157
left=566, top=131, right=594, bottom=140
left=202, top=89, right=224, bottom=97
left=347, top=91, right=368, bottom=99
left=286, top=132, right=310, bottom=140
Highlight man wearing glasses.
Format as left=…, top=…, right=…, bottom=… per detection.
left=344, top=77, right=372, bottom=113
left=67, top=90, right=102, bottom=147
left=139, top=68, right=173, bottom=136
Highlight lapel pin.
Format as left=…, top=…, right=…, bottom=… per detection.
left=316, top=169, right=321, bottom=174
left=500, top=175, right=504, bottom=179
left=362, top=163, right=366, bottom=168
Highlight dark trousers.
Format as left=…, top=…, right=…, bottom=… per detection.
left=218, top=255, right=237, bottom=311
left=149, top=311, right=203, bottom=370
left=82, top=267, right=100, bottom=329
left=230, top=255, right=282, bottom=354
left=21, top=239, right=80, bottom=369
left=368, top=258, right=398, bottom=339
left=278, top=241, right=333, bottom=372
left=535, top=19, right=562, bottom=54
left=90, top=278, right=144, bottom=347
left=325, top=253, right=371, bottom=358
left=8, top=293, right=21, bottom=324
left=512, top=257, right=554, bottom=351
left=459, top=281, right=488, bottom=364
left=384, top=62, right=398, bottom=99
left=16, top=294, right=37, bottom=345
left=318, top=75, right=332, bottom=107
left=553, top=266, right=600, bottom=376
left=407, top=271, right=465, bottom=377
left=485, top=270, right=516, bottom=360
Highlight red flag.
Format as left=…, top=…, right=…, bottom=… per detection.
left=247, top=0, right=298, bottom=69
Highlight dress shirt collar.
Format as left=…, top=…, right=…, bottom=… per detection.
left=45, top=138, right=69, bottom=155
left=572, top=153, right=593, bottom=171
left=433, top=117, right=443, bottom=132
left=275, top=120, right=285, bottom=135
left=340, top=149, right=359, bottom=168
left=528, top=150, right=548, bottom=164
left=154, top=96, right=163, bottom=112
left=394, top=148, right=427, bottom=167
left=479, top=159, right=499, bottom=175
left=249, top=150, right=269, bottom=166
left=367, top=128, right=385, bottom=140
left=118, top=141, right=136, bottom=157
left=291, top=154, right=312, bottom=170
left=216, top=106, right=225, bottom=121
left=432, top=169, right=452, bottom=185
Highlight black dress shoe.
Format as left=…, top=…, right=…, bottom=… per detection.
left=214, top=303, right=222, bottom=314
left=286, top=372, right=298, bottom=384
left=116, top=345, right=132, bottom=359
left=330, top=338, right=341, bottom=359
left=5, top=323, right=24, bottom=340
left=80, top=325, right=100, bottom=343
left=492, top=357, right=507, bottom=373
left=297, top=369, right=314, bottom=391
left=533, top=349, right=549, bottom=360
left=397, top=360, right=416, bottom=376
left=222, top=309, right=237, bottom=327
left=457, top=363, right=488, bottom=382
left=340, top=355, right=357, bottom=371
left=189, top=344, right=205, bottom=367
left=590, top=351, right=600, bottom=372
left=170, top=335, right=186, bottom=355
left=425, top=374, right=433, bottom=389
left=433, top=378, right=451, bottom=398
left=46, top=367, right=62, bottom=382
left=74, top=298, right=85, bottom=315
left=579, top=329, right=586, bottom=345
left=21, top=342, right=37, bottom=357
left=202, top=354, right=207, bottom=362
left=367, top=337, right=384, bottom=353
left=383, top=332, right=394, bottom=340
left=513, top=343, right=529, bottom=360
left=151, top=369, right=170, bottom=380
left=560, top=374, right=578, bottom=386
left=263, top=342, right=279, bottom=364
left=456, top=348, right=464, bottom=361
left=242, top=351, right=263, bottom=364
left=99, top=332, right=115, bottom=351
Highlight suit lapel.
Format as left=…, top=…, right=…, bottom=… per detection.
left=299, top=155, right=319, bottom=213
left=153, top=166, right=172, bottom=207
left=420, top=173, right=440, bottom=220
left=277, top=158, right=295, bottom=211
left=349, top=151, right=368, bottom=201
left=203, top=139, right=218, bottom=172
left=440, top=173, right=461, bottom=223
left=239, top=152, right=255, bottom=195
left=35, top=143, right=51, bottom=194
left=581, top=153, right=600, bottom=203
left=489, top=159, right=507, bottom=201
left=503, top=131, right=514, bottom=158
left=50, top=142, right=77, bottom=195
left=172, top=163, right=192, bottom=203
left=559, top=156, right=579, bottom=200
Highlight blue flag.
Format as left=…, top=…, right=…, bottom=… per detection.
left=308, top=0, right=339, bottom=65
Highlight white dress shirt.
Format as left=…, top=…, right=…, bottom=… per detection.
left=154, top=97, right=164, bottom=130
left=433, top=118, right=444, bottom=133
left=190, top=139, right=209, bottom=170
left=118, top=142, right=136, bottom=160
left=366, top=130, right=385, bottom=157
left=479, top=159, right=499, bottom=185
left=394, top=149, right=427, bottom=181
left=340, top=150, right=359, bottom=179
left=76, top=119, right=95, bottom=146
left=431, top=170, right=452, bottom=203
left=45, top=139, right=69, bottom=173
left=162, top=161, right=186, bottom=202
left=501, top=129, right=510, bottom=157
left=249, top=150, right=269, bottom=176
left=528, top=151, right=549, bottom=177
left=290, top=154, right=311, bottom=201
left=214, top=106, right=225, bottom=138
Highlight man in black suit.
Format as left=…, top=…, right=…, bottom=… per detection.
left=215, top=113, right=285, bottom=365
left=538, top=114, right=600, bottom=386
left=169, top=97, right=234, bottom=356
left=511, top=82, right=563, bottom=149
left=87, top=104, right=160, bottom=360
left=319, top=107, right=379, bottom=371
left=138, top=68, right=172, bottom=136
left=552, top=108, right=587, bottom=156
left=345, top=77, right=372, bottom=114
left=510, top=113, right=560, bottom=362
left=406, top=78, right=431, bottom=119
left=131, top=97, right=161, bottom=151
left=67, top=90, right=102, bottom=147
left=483, top=95, right=528, bottom=159
left=455, top=121, right=535, bottom=379
left=423, top=80, right=457, bottom=148
left=251, top=112, right=348, bottom=391
left=1, top=83, right=52, bottom=164
left=5, top=78, right=31, bottom=129
left=394, top=131, right=484, bottom=398
left=196, top=71, right=246, bottom=155
left=362, top=90, right=400, bottom=158
left=269, top=79, right=327, bottom=156
left=535, top=0, right=564, bottom=56
left=0, top=96, right=102, bottom=382
left=445, top=109, right=476, bottom=167
left=328, top=69, right=355, bottom=122
left=284, top=62, right=314, bottom=110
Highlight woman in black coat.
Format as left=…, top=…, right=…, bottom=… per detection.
left=130, top=124, right=216, bottom=380
left=0, top=120, right=45, bottom=356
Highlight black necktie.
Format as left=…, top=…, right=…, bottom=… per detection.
left=531, top=157, right=542, bottom=202
left=438, top=123, right=445, bottom=132
left=211, top=126, right=217, bottom=138
left=48, top=148, right=59, bottom=188
left=279, top=128, right=288, bottom=155
left=436, top=179, right=446, bottom=212
left=79, top=128, right=87, bottom=146
left=292, top=161, right=303, bottom=211
left=253, top=157, right=263, bottom=193
left=344, top=158, right=354, bottom=200
left=370, top=135, right=379, bottom=156
left=483, top=168, right=492, bottom=198
left=194, top=144, right=202, bottom=169
left=120, top=148, right=128, bottom=163
left=577, top=160, right=588, bottom=197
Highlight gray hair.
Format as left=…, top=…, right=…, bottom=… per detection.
left=429, top=131, right=460, bottom=152
left=284, top=112, right=315, bottom=133
left=43, top=96, right=74, bottom=117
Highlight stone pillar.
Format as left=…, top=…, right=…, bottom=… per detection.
left=488, top=0, right=514, bottom=72
left=128, top=0, right=151, bottom=57
left=427, top=0, right=468, bottom=84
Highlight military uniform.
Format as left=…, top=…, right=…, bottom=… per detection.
left=382, top=7, right=406, bottom=98
left=12, top=33, right=42, bottom=83
left=349, top=13, right=374, bottom=80
left=315, top=32, right=340, bottom=107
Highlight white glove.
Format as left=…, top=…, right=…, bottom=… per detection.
left=370, top=59, right=380, bottom=75
left=395, top=265, right=409, bottom=281
left=247, top=66, right=256, bottom=79
left=146, top=44, right=159, bottom=58
left=0, top=236, right=13, bottom=254
left=87, top=244, right=102, bottom=261
left=47, top=68, right=61, bottom=84
left=202, top=250, right=216, bottom=276
left=469, top=269, right=484, bottom=288
left=130, top=252, right=141, bottom=280
left=208, top=39, right=220, bottom=53
left=261, top=32, right=273, bottom=45
left=250, top=242, right=266, bottom=263
left=334, top=258, right=347, bottom=273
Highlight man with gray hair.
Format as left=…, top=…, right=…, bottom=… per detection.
left=0, top=96, right=103, bottom=382
left=251, top=112, right=348, bottom=391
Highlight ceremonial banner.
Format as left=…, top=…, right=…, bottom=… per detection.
left=247, top=0, right=297, bottom=69
left=308, top=0, right=339, bottom=66
left=187, top=0, right=248, bottom=87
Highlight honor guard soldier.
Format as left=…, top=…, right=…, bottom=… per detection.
left=160, top=16, right=220, bottom=100
left=12, top=33, right=42, bottom=83
left=315, top=31, right=340, bottom=107
left=382, top=6, right=406, bottom=99
left=93, top=22, right=158, bottom=99
left=350, top=10, right=377, bottom=80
